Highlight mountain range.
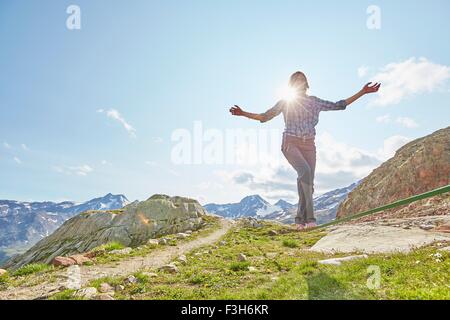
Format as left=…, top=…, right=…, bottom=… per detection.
left=0, top=194, right=129, bottom=264
left=204, top=182, right=358, bottom=224
left=5, top=195, right=206, bottom=270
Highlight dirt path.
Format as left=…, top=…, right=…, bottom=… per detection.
left=0, top=219, right=232, bottom=300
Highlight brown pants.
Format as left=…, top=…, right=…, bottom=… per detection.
left=281, top=134, right=316, bottom=224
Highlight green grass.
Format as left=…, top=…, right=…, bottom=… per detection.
left=0, top=273, right=9, bottom=286
left=282, top=239, right=299, bottom=248
left=49, top=289, right=78, bottom=300
left=47, top=219, right=449, bottom=300
left=87, top=222, right=449, bottom=300
left=229, top=261, right=250, bottom=272
left=91, top=215, right=222, bottom=265
left=12, top=263, right=53, bottom=277
left=102, top=241, right=126, bottom=252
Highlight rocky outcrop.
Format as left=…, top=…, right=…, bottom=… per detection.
left=337, top=127, right=450, bottom=218
left=310, top=215, right=450, bottom=254
left=4, top=195, right=206, bottom=270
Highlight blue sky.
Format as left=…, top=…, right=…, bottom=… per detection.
left=1, top=0, right=449, bottom=204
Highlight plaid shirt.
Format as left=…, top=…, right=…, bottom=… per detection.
left=260, top=95, right=347, bottom=138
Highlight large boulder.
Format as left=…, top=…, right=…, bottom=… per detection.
left=51, top=256, right=76, bottom=267
left=5, top=195, right=206, bottom=270
left=337, top=127, right=450, bottom=219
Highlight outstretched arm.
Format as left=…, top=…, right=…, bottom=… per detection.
left=345, top=82, right=381, bottom=106
left=229, top=105, right=265, bottom=121
left=230, top=101, right=284, bottom=123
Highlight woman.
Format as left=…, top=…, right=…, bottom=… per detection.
left=229, top=71, right=380, bottom=230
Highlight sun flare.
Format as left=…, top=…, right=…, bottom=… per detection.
left=276, top=85, right=299, bottom=102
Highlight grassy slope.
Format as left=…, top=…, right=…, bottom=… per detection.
left=67, top=221, right=449, bottom=300
left=3, top=217, right=449, bottom=300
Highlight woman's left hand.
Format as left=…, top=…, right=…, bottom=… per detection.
left=362, top=82, right=381, bottom=94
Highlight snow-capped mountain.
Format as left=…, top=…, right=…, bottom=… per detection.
left=0, top=194, right=129, bottom=264
left=204, top=195, right=291, bottom=219
left=204, top=182, right=358, bottom=224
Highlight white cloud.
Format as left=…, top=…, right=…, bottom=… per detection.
left=396, top=117, right=419, bottom=128
left=54, top=164, right=93, bottom=176
left=152, top=137, right=163, bottom=144
left=98, top=108, right=137, bottom=138
left=21, top=143, right=29, bottom=151
left=101, top=160, right=112, bottom=166
left=221, top=132, right=414, bottom=201
left=357, top=66, right=369, bottom=78
left=13, top=157, right=22, bottom=164
left=369, top=57, right=450, bottom=106
left=3, top=142, right=11, bottom=149
left=377, top=135, right=411, bottom=160
left=376, top=114, right=419, bottom=128
left=376, top=114, right=391, bottom=124
left=223, top=132, right=384, bottom=200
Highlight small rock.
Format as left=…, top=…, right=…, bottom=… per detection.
left=435, top=224, right=450, bottom=233
left=268, top=230, right=278, bottom=236
left=110, top=247, right=132, bottom=255
left=240, top=217, right=263, bottom=228
left=84, top=249, right=105, bottom=258
left=219, top=241, right=227, bottom=246
left=176, top=233, right=190, bottom=239
left=0, top=269, right=8, bottom=276
left=185, top=230, right=193, bottom=234
left=75, top=287, right=98, bottom=299
left=51, top=256, right=76, bottom=267
left=159, top=264, right=179, bottom=274
left=142, top=272, right=158, bottom=278
left=237, top=253, right=247, bottom=262
left=438, top=246, right=450, bottom=252
left=124, top=275, right=138, bottom=285
left=159, top=238, right=169, bottom=245
left=99, top=282, right=114, bottom=293
left=96, top=293, right=115, bottom=300
left=266, top=253, right=278, bottom=259
left=114, top=285, right=125, bottom=292
left=318, top=254, right=368, bottom=266
left=147, top=239, right=159, bottom=246
left=271, top=276, right=279, bottom=281
left=69, top=254, right=92, bottom=265
left=178, top=255, right=187, bottom=265
left=419, top=224, right=434, bottom=231
left=248, top=266, right=258, bottom=272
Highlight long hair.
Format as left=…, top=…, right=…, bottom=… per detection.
left=289, top=71, right=309, bottom=90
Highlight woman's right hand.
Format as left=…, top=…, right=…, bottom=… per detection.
left=229, top=105, right=244, bottom=116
